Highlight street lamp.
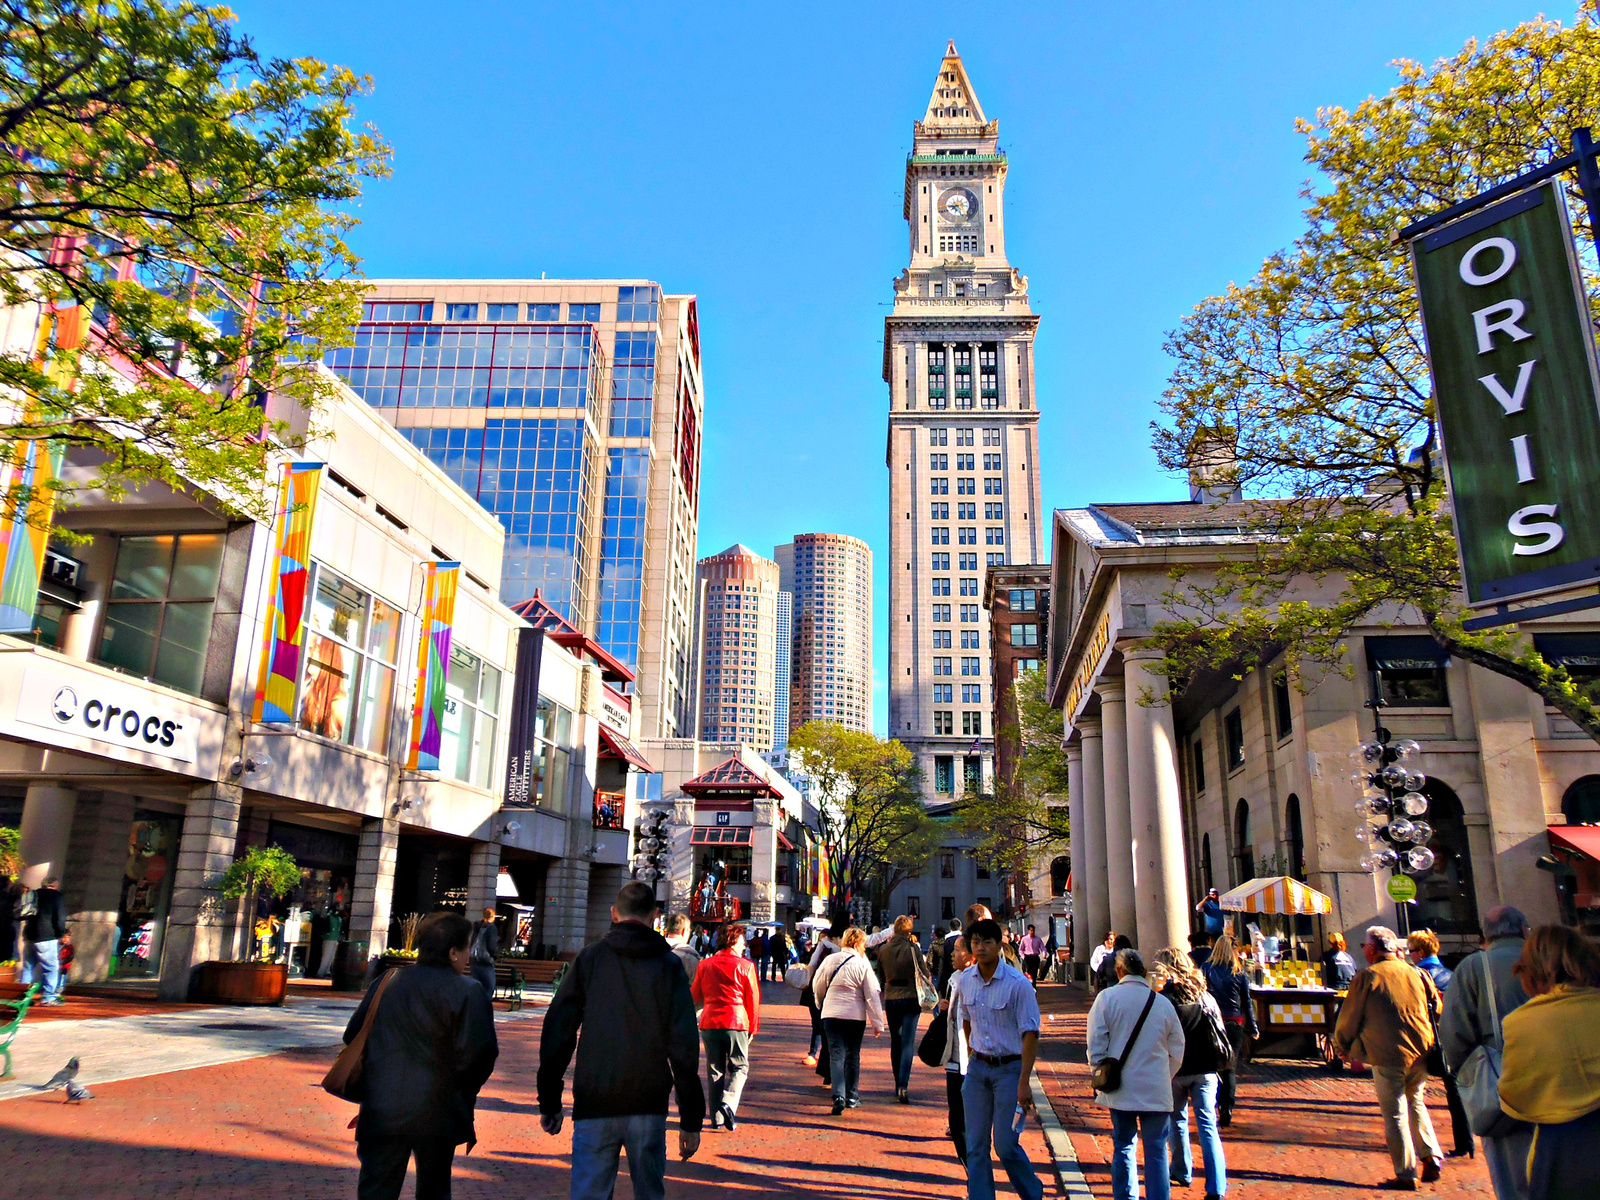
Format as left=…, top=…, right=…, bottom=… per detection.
left=1351, top=676, right=1437, bottom=917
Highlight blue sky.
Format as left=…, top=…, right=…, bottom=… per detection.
left=235, top=0, right=1548, bottom=734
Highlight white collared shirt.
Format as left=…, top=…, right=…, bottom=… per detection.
left=953, top=960, right=1041, bottom=1057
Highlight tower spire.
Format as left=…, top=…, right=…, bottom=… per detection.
left=921, top=40, right=988, bottom=129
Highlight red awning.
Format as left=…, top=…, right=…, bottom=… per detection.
left=597, top=725, right=653, bottom=771
left=1549, top=825, right=1600, bottom=859
left=776, top=831, right=796, bottom=851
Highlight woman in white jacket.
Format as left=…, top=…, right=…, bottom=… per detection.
left=812, top=927, right=887, bottom=1115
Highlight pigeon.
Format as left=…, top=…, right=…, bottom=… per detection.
left=39, top=1057, right=79, bottom=1091
left=63, top=1080, right=92, bottom=1103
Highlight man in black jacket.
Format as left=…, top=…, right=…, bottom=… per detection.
left=21, top=875, right=67, bottom=1005
left=538, top=882, right=704, bottom=1200
left=345, top=912, right=498, bottom=1200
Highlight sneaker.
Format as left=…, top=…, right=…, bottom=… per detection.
left=803, top=1054, right=818, bottom=1068
left=831, top=1099, right=845, bottom=1116
left=710, top=1110, right=724, bottom=1130
left=722, top=1103, right=737, bottom=1132
left=847, top=1097, right=861, bottom=1109
left=896, top=1088, right=909, bottom=1104
left=1378, top=1179, right=1418, bottom=1192
left=1421, top=1160, right=1442, bottom=1183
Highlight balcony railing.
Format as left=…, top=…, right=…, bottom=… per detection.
left=906, top=153, right=1008, bottom=165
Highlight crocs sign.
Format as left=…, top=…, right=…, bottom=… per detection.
left=16, top=666, right=200, bottom=763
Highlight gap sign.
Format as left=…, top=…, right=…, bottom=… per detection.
left=1412, top=179, right=1600, bottom=605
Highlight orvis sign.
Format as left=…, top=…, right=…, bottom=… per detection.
left=1412, top=179, right=1600, bottom=605
left=15, top=666, right=201, bottom=763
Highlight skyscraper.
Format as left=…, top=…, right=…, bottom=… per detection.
left=773, top=589, right=793, bottom=755
left=325, top=280, right=703, bottom=739
left=775, top=533, right=873, bottom=734
left=694, top=544, right=782, bottom=752
left=884, top=44, right=1044, bottom=801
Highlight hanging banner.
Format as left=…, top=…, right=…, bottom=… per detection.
left=250, top=462, right=324, bottom=723
left=407, top=561, right=460, bottom=771
left=1410, top=179, right=1600, bottom=606
left=502, top=627, right=545, bottom=804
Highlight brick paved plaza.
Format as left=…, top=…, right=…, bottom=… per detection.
left=0, top=981, right=1500, bottom=1199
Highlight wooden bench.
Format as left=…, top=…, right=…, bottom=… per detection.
left=520, top=960, right=567, bottom=990
left=492, top=960, right=525, bottom=1012
left=1, top=983, right=41, bottom=1078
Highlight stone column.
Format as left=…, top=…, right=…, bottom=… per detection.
left=63, top=790, right=136, bottom=982
left=1098, top=680, right=1138, bottom=946
left=17, top=782, right=77, bottom=887
left=1124, top=647, right=1193, bottom=953
left=349, top=817, right=399, bottom=968
left=157, top=782, right=242, bottom=1000
left=543, top=856, right=592, bottom=957
left=1065, top=742, right=1088, bottom=965
left=466, top=840, right=501, bottom=918
left=1079, top=720, right=1111, bottom=956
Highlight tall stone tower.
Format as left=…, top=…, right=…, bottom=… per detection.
left=885, top=43, right=1043, bottom=804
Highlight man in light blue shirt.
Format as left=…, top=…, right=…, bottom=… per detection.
left=954, top=918, right=1045, bottom=1200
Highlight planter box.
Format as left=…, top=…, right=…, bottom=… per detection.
left=197, top=961, right=288, bottom=1006
left=376, top=955, right=417, bottom=975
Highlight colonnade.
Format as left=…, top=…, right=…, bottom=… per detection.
left=1069, top=646, right=1192, bottom=962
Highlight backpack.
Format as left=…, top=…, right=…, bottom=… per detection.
left=470, top=922, right=495, bottom=966
left=15, top=889, right=36, bottom=920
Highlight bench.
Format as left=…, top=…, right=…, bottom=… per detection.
left=1, top=983, right=41, bottom=1078
left=520, top=960, right=567, bottom=990
left=492, top=960, right=525, bottom=1012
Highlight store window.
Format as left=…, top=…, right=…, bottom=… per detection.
left=299, top=568, right=401, bottom=753
left=1367, top=636, right=1450, bottom=707
left=439, top=646, right=503, bottom=788
left=526, top=695, right=573, bottom=809
left=97, top=533, right=225, bottom=696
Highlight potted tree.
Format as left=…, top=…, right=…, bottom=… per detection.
left=377, top=914, right=422, bottom=973
left=198, top=845, right=301, bottom=1005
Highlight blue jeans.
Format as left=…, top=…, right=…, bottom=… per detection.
left=21, top=938, right=62, bottom=1000
left=570, top=1113, right=667, bottom=1200
left=962, top=1057, right=1044, bottom=1200
left=886, top=998, right=921, bottom=1092
left=1170, top=1074, right=1226, bottom=1196
left=1110, top=1109, right=1171, bottom=1200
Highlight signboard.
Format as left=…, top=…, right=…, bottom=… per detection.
left=1412, top=179, right=1600, bottom=605
left=16, top=665, right=202, bottom=763
left=1386, top=874, right=1418, bottom=903
left=715, top=810, right=730, bottom=826
left=1062, top=608, right=1117, bottom=725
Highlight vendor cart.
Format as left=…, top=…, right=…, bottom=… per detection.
left=1219, top=877, right=1346, bottom=1067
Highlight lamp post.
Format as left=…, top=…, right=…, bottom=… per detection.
left=1353, top=671, right=1436, bottom=934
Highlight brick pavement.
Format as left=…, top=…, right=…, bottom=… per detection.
left=1033, top=983, right=1496, bottom=1198
left=0, top=982, right=1056, bottom=1200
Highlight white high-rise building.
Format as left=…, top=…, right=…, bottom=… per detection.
left=775, top=533, right=873, bottom=734
left=694, top=544, right=782, bottom=752
left=884, top=43, right=1044, bottom=803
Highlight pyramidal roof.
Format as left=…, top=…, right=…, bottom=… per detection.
left=710, top=543, right=767, bottom=561
left=921, top=40, right=988, bottom=129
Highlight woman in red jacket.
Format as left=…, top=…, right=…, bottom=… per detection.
left=691, top=921, right=762, bottom=1131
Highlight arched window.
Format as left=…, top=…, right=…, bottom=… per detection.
left=1233, top=799, right=1254, bottom=884
left=1285, top=794, right=1307, bottom=882
left=1562, top=775, right=1600, bottom=824
left=1050, top=855, right=1070, bottom=897
left=1201, top=833, right=1215, bottom=893
left=1412, top=780, right=1479, bottom=936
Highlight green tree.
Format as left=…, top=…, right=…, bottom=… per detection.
left=0, top=825, right=20, bottom=878
left=788, top=721, right=944, bottom=918
left=219, top=843, right=299, bottom=960
left=1152, top=7, right=1600, bottom=741
left=0, top=0, right=389, bottom=526
left=957, top=665, right=1069, bottom=878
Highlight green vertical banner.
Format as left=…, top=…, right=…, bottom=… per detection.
left=1411, top=178, right=1600, bottom=605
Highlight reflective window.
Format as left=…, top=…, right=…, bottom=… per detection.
left=487, top=303, right=519, bottom=321
left=531, top=303, right=561, bottom=320
left=298, top=567, right=401, bottom=754
left=616, top=285, right=660, bottom=323
left=568, top=303, right=600, bottom=322
left=439, top=645, right=503, bottom=789
left=445, top=303, right=479, bottom=321
left=98, top=533, right=224, bottom=695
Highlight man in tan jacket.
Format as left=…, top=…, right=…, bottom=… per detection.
left=1333, top=925, right=1444, bottom=1191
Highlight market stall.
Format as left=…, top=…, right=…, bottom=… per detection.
left=1219, top=876, right=1344, bottom=1066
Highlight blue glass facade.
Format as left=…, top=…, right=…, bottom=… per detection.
left=609, top=330, right=655, bottom=438
left=327, top=324, right=599, bottom=409
left=594, top=447, right=650, bottom=667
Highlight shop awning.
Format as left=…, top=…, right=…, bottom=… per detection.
left=691, top=826, right=752, bottom=846
left=776, top=831, right=797, bottom=851
left=596, top=725, right=653, bottom=771
left=1365, top=635, right=1450, bottom=672
left=1219, top=876, right=1334, bottom=915
left=1549, top=825, right=1600, bottom=860
left=1533, top=634, right=1600, bottom=670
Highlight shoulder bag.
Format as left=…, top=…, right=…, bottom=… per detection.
left=1090, top=989, right=1157, bottom=1093
left=1199, top=995, right=1234, bottom=1073
left=321, top=969, right=398, bottom=1101
left=1455, top=954, right=1519, bottom=1138
left=915, top=950, right=940, bottom=1013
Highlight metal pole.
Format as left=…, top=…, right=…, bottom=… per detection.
left=1571, top=127, right=1600, bottom=256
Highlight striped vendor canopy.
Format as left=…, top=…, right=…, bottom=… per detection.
left=1218, top=876, right=1334, bottom=915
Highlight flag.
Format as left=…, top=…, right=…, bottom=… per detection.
left=251, top=463, right=324, bottom=723
left=407, top=561, right=460, bottom=770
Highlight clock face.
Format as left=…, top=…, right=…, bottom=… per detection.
left=940, top=188, right=977, bottom=223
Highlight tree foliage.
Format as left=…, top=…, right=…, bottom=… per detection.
left=958, top=665, right=1069, bottom=876
left=219, top=843, right=298, bottom=959
left=0, top=825, right=19, bottom=878
left=0, top=0, right=389, bottom=524
left=788, top=720, right=944, bottom=915
left=1152, top=6, right=1600, bottom=741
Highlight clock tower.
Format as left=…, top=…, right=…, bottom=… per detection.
left=884, top=42, right=1043, bottom=806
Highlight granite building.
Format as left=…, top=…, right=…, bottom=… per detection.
left=694, top=544, right=782, bottom=753
left=775, top=533, right=873, bottom=735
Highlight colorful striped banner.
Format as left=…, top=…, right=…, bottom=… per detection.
left=407, top=561, right=460, bottom=771
left=251, top=462, right=324, bottom=723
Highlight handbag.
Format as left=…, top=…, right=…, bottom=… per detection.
left=784, top=963, right=811, bottom=989
left=1455, top=954, right=1519, bottom=1138
left=1089, top=990, right=1157, bottom=1093
left=915, top=955, right=940, bottom=1013
left=1200, top=997, right=1234, bottom=1073
left=917, top=1004, right=950, bottom=1067
left=321, top=969, right=397, bottom=1101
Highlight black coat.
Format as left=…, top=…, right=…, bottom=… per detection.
left=344, top=964, right=498, bottom=1144
left=537, top=921, right=706, bottom=1130
left=25, top=887, right=65, bottom=942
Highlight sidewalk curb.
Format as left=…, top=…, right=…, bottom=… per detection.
left=1030, top=1070, right=1094, bottom=1200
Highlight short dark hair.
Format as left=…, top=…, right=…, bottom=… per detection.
left=615, top=882, right=657, bottom=920
left=967, top=918, right=1003, bottom=945
left=718, top=923, right=746, bottom=951
left=416, top=911, right=472, bottom=968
